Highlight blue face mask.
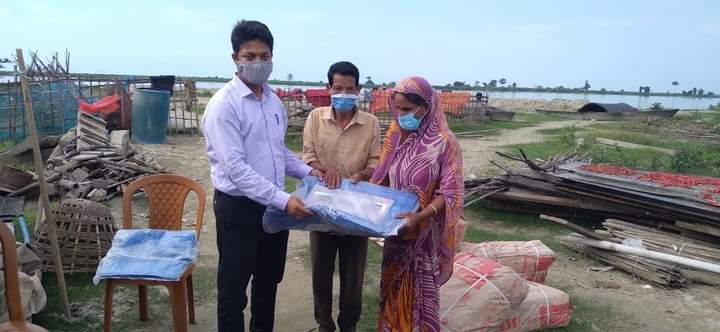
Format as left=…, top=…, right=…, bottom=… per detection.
left=398, top=107, right=425, bottom=131
left=331, top=94, right=358, bottom=112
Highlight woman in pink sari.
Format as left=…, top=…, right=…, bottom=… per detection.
left=371, top=76, right=464, bottom=331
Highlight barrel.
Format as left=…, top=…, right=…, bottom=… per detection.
left=150, top=75, right=176, bottom=96
left=131, top=88, right=170, bottom=144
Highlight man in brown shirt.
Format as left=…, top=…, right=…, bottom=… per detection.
left=302, top=61, right=381, bottom=332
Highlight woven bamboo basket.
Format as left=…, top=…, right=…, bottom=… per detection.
left=33, top=199, right=117, bottom=273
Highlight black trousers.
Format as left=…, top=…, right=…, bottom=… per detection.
left=310, top=231, right=368, bottom=332
left=215, top=190, right=289, bottom=332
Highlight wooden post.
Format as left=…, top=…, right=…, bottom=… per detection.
left=15, top=48, right=72, bottom=318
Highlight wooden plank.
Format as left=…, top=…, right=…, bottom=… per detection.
left=556, top=178, right=720, bottom=224
left=675, top=220, right=720, bottom=238
left=493, top=188, right=618, bottom=212
left=16, top=48, right=71, bottom=318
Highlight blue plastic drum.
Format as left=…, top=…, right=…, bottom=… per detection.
left=131, top=88, right=170, bottom=144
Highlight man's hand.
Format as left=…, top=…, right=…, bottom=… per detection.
left=286, top=196, right=313, bottom=219
left=322, top=167, right=342, bottom=189
left=310, top=168, right=324, bottom=178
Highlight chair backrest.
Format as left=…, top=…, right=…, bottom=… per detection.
left=122, top=174, right=206, bottom=239
left=0, top=224, right=25, bottom=322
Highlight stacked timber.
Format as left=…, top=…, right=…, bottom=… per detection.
left=465, top=150, right=720, bottom=287
left=10, top=112, right=165, bottom=201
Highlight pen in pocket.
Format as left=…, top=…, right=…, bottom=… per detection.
left=275, top=114, right=279, bottom=125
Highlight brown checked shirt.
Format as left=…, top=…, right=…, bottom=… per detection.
left=302, top=106, right=381, bottom=177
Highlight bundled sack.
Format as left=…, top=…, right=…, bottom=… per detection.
left=0, top=244, right=46, bottom=321
left=454, top=217, right=468, bottom=252
left=460, top=241, right=556, bottom=283
left=440, top=252, right=529, bottom=332
left=263, top=176, right=419, bottom=237
left=498, top=282, right=572, bottom=332
left=0, top=271, right=47, bottom=322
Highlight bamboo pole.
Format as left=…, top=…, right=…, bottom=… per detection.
left=569, top=235, right=720, bottom=274
left=16, top=48, right=72, bottom=318
left=540, top=214, right=609, bottom=240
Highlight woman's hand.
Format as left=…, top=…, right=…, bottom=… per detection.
left=350, top=172, right=364, bottom=184
left=395, top=211, right=423, bottom=240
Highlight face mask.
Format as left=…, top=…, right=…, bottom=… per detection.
left=331, top=94, right=358, bottom=112
left=236, top=61, right=273, bottom=85
left=398, top=107, right=426, bottom=131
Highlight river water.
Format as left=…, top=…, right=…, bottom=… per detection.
left=194, top=81, right=718, bottom=110
left=3, top=76, right=717, bottom=110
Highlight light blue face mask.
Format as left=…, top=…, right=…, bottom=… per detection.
left=331, top=94, right=358, bottom=112
left=398, top=107, right=425, bottom=131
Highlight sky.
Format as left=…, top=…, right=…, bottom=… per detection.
left=2, top=0, right=719, bottom=93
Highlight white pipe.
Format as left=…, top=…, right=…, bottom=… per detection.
left=570, top=235, right=720, bottom=274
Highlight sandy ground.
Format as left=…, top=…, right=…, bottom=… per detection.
left=123, top=136, right=317, bottom=332
left=488, top=98, right=587, bottom=112
left=98, top=118, right=719, bottom=332
left=197, top=96, right=589, bottom=113
left=459, top=120, right=591, bottom=177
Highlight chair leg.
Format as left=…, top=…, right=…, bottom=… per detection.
left=186, top=275, right=195, bottom=324
left=138, top=285, right=149, bottom=321
left=104, top=280, right=114, bottom=332
left=168, top=281, right=188, bottom=332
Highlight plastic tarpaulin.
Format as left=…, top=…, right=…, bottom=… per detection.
left=93, top=229, right=197, bottom=284
left=263, top=176, right=419, bottom=237
left=78, top=95, right=120, bottom=116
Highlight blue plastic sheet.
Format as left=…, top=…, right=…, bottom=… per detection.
left=93, top=229, right=197, bottom=285
left=263, top=176, right=420, bottom=237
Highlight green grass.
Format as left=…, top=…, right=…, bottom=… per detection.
left=191, top=105, right=206, bottom=114
left=285, top=176, right=299, bottom=193
left=0, top=140, right=15, bottom=151
left=34, top=273, right=106, bottom=331
left=35, top=265, right=216, bottom=331
left=555, top=293, right=621, bottom=331
left=464, top=202, right=567, bottom=249
left=462, top=204, right=622, bottom=331
left=507, top=124, right=720, bottom=177
left=285, top=134, right=303, bottom=153
left=448, top=112, right=561, bottom=134
left=354, top=205, right=621, bottom=331
left=13, top=206, right=38, bottom=242
left=196, top=89, right=215, bottom=97
left=358, top=242, right=383, bottom=331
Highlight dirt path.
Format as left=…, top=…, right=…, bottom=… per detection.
left=178, top=120, right=590, bottom=331
left=459, top=120, right=588, bottom=177
left=459, top=120, right=720, bottom=332
left=123, top=136, right=316, bottom=332
left=116, top=119, right=718, bottom=332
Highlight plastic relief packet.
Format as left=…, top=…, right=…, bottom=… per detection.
left=263, top=176, right=420, bottom=237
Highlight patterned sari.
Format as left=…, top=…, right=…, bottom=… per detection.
left=370, top=77, right=464, bottom=331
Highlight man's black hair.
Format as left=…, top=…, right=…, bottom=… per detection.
left=327, top=61, right=360, bottom=88
left=231, top=20, right=274, bottom=53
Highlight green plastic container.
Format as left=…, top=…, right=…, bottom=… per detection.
left=131, top=88, right=170, bottom=144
